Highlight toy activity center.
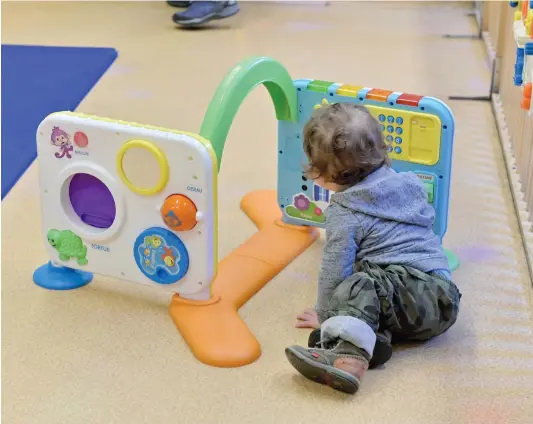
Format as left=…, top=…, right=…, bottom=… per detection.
left=33, top=56, right=457, bottom=368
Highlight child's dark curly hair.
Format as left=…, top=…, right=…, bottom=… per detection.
left=303, top=103, right=390, bottom=186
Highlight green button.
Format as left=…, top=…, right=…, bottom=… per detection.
left=307, top=80, right=334, bottom=93
left=424, top=182, right=434, bottom=203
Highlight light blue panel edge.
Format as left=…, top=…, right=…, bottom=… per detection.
left=278, top=80, right=455, bottom=242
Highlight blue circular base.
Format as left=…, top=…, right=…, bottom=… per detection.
left=443, top=248, right=460, bottom=272
left=33, top=261, right=93, bottom=290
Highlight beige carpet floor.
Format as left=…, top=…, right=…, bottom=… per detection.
left=3, top=2, right=533, bottom=423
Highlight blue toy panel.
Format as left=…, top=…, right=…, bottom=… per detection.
left=277, top=80, right=455, bottom=241
left=133, top=227, right=189, bottom=285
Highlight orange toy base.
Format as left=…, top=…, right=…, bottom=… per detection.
left=168, top=190, right=319, bottom=367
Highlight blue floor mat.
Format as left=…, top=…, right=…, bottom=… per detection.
left=1, top=45, right=118, bottom=199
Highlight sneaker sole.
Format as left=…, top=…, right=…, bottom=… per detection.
left=285, top=347, right=360, bottom=394
left=307, top=330, right=393, bottom=369
left=173, top=3, right=240, bottom=27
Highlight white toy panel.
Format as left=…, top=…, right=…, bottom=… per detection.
left=37, top=112, right=217, bottom=299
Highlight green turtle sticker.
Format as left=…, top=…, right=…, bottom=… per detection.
left=47, top=229, right=88, bottom=266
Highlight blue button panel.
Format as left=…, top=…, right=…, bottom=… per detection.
left=382, top=114, right=404, bottom=149
left=133, top=227, right=189, bottom=285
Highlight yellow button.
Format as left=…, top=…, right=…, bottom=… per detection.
left=336, top=84, right=364, bottom=97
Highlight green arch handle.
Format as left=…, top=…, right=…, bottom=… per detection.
left=199, top=56, right=298, bottom=166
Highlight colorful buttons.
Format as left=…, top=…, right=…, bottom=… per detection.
left=160, top=194, right=198, bottom=231
left=387, top=145, right=393, bottom=152
left=395, top=147, right=402, bottom=154
left=387, top=125, right=394, bottom=133
left=396, top=127, right=403, bottom=134
left=379, top=124, right=385, bottom=132
left=396, top=117, right=404, bottom=125
left=387, top=115, right=394, bottom=123
left=379, top=114, right=386, bottom=122
left=386, top=135, right=393, bottom=142
left=395, top=137, right=402, bottom=144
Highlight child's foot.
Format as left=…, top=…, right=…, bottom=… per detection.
left=167, top=1, right=191, bottom=7
left=172, top=1, right=239, bottom=27
left=285, top=340, right=369, bottom=394
left=308, top=328, right=392, bottom=369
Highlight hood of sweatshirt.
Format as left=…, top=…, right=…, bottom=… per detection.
left=331, top=166, right=434, bottom=228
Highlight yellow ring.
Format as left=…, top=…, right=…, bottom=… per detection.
left=117, top=139, right=169, bottom=196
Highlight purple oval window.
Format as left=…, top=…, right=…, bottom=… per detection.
left=69, top=173, right=116, bottom=229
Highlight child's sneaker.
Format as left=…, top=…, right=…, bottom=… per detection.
left=308, top=328, right=393, bottom=369
left=172, top=1, right=239, bottom=27
left=285, top=339, right=369, bottom=394
left=167, top=1, right=191, bottom=7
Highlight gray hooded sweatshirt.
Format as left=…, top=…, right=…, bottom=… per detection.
left=316, top=165, right=450, bottom=318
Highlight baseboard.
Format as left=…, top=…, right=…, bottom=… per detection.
left=483, top=32, right=533, bottom=284
left=481, top=31, right=496, bottom=64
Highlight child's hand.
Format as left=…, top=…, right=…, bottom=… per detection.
left=295, top=308, right=320, bottom=329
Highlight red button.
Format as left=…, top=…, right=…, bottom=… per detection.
left=397, top=93, right=424, bottom=107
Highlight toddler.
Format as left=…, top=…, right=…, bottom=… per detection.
left=285, top=103, right=461, bottom=394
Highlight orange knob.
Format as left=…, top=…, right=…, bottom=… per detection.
left=161, top=194, right=198, bottom=231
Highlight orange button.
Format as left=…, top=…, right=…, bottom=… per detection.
left=161, top=194, right=198, bottom=231
left=521, top=97, right=531, bottom=110
left=366, top=89, right=394, bottom=102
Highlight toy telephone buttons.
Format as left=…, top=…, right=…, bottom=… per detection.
left=160, top=194, right=198, bottom=231
left=133, top=227, right=189, bottom=285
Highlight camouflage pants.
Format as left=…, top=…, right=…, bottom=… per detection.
left=321, top=261, right=462, bottom=341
